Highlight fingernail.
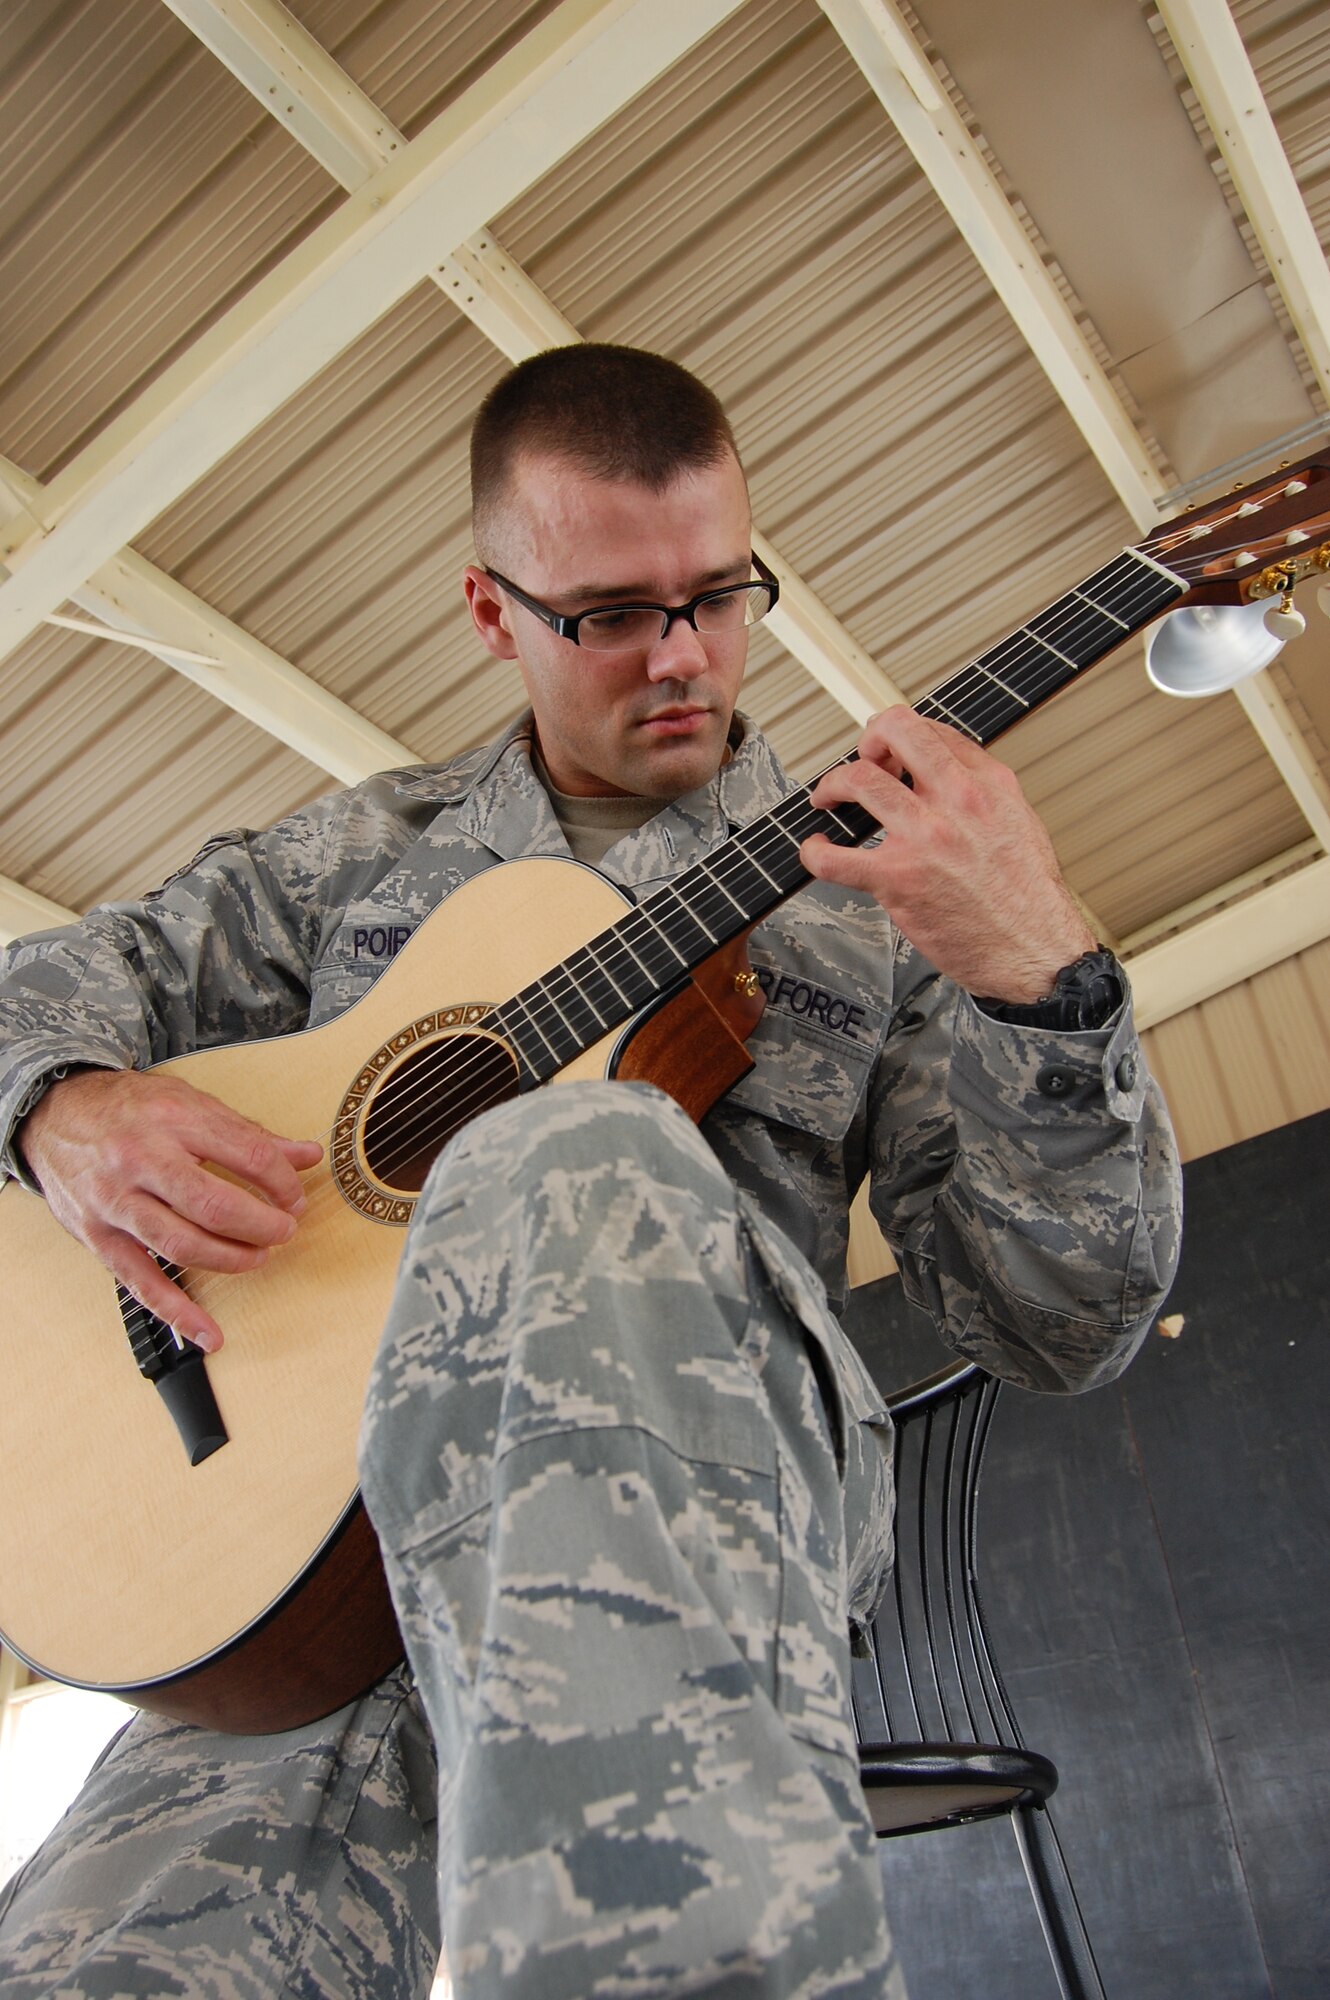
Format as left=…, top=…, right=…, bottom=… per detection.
left=291, top=1195, right=308, bottom=1217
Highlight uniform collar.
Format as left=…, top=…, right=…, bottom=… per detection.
left=413, top=711, right=795, bottom=886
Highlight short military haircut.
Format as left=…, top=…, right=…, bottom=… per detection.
left=470, top=344, right=739, bottom=560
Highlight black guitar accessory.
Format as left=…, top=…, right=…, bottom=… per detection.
left=975, top=948, right=1125, bottom=1032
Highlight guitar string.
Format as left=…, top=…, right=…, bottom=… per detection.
left=166, top=523, right=1272, bottom=1256
left=120, top=530, right=1264, bottom=1339
left=321, top=547, right=1184, bottom=1138
left=121, top=514, right=1312, bottom=1335
left=286, top=542, right=1186, bottom=1165
left=118, top=535, right=1263, bottom=1337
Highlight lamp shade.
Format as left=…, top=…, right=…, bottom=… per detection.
left=1144, top=601, right=1286, bottom=697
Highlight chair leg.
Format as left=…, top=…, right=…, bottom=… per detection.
left=1010, top=1802, right=1108, bottom=2000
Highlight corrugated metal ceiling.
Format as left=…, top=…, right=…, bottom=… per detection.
left=1, top=0, right=1327, bottom=972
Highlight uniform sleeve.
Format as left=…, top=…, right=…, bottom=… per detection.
left=865, top=934, right=1182, bottom=1393
left=0, top=793, right=349, bottom=1187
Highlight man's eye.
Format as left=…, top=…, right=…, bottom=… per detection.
left=580, top=607, right=659, bottom=646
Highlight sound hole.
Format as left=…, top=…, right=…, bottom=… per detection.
left=361, top=1033, right=521, bottom=1194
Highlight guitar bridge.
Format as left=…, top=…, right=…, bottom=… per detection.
left=117, top=1273, right=228, bottom=1466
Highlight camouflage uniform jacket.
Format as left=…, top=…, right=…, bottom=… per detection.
left=0, top=712, right=1180, bottom=1403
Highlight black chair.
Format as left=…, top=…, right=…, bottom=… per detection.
left=852, top=1360, right=1107, bottom=2000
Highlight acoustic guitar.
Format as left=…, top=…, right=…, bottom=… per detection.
left=2, top=461, right=1328, bottom=1733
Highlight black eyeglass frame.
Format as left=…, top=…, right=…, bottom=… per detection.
left=485, top=551, right=780, bottom=649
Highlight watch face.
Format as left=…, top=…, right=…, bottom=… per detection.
left=1059, top=953, right=1123, bottom=1029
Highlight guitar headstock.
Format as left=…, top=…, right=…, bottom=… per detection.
left=1141, top=456, right=1330, bottom=607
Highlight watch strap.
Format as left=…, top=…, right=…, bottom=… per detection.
left=974, top=949, right=1125, bottom=1032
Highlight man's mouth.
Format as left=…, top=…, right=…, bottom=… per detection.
left=638, top=705, right=710, bottom=735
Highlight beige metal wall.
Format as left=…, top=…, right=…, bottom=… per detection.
left=1142, top=936, right=1330, bottom=1164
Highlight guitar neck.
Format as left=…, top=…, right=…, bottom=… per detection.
left=495, top=544, right=1184, bottom=1083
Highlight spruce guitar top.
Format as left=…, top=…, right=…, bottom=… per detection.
left=2, top=458, right=1327, bottom=1733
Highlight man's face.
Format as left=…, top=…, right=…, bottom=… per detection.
left=465, top=449, right=753, bottom=799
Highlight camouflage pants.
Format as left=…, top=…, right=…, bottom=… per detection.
left=359, top=1081, right=903, bottom=2000
left=0, top=1665, right=440, bottom=1998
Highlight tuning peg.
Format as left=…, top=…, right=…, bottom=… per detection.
left=1263, top=596, right=1306, bottom=641
left=1316, top=576, right=1330, bottom=618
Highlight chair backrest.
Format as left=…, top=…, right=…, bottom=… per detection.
left=852, top=1360, right=1023, bottom=1754
left=852, top=1362, right=1108, bottom=1998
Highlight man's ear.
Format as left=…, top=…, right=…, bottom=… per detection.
left=464, top=566, right=519, bottom=660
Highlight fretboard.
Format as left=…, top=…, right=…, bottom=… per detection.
left=494, top=544, right=1183, bottom=1083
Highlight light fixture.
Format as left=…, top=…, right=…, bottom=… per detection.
left=1144, top=599, right=1295, bottom=698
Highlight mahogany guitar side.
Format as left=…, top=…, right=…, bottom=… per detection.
left=0, top=858, right=759, bottom=1731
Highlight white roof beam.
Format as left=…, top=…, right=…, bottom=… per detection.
left=0, top=878, right=79, bottom=947
left=1128, top=855, right=1330, bottom=1030
left=160, top=0, right=400, bottom=188
left=816, top=0, right=1329, bottom=853
left=1231, top=674, right=1330, bottom=852
left=1117, top=835, right=1320, bottom=957
left=0, top=453, right=415, bottom=784
left=162, top=4, right=908, bottom=724
left=0, top=0, right=747, bottom=664
left=1155, top=0, right=1330, bottom=409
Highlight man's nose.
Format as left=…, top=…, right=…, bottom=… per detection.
left=645, top=612, right=709, bottom=680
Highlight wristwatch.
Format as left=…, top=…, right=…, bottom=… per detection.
left=975, top=949, right=1125, bottom=1032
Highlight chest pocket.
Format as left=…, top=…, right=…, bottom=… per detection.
left=308, top=906, right=420, bottom=1028
left=722, top=981, right=884, bottom=1144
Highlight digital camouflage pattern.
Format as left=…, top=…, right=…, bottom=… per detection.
left=0, top=713, right=1181, bottom=1995
left=358, top=1080, right=903, bottom=2000
left=0, top=713, right=1179, bottom=1382
left=0, top=1668, right=439, bottom=1999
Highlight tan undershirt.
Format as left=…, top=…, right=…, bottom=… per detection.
left=535, top=752, right=660, bottom=867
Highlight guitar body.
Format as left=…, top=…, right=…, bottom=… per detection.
left=10, top=450, right=1330, bottom=1731
left=0, top=858, right=759, bottom=1731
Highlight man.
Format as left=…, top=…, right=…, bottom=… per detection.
left=0, top=345, right=1180, bottom=1998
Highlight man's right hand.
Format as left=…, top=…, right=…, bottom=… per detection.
left=19, top=1070, right=323, bottom=1352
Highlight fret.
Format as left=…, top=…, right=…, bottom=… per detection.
left=592, top=928, right=668, bottom=1010
left=1028, top=597, right=1123, bottom=663
left=711, top=839, right=788, bottom=909
left=499, top=996, right=561, bottom=1079
left=694, top=855, right=748, bottom=917
left=650, top=896, right=716, bottom=964
left=516, top=991, right=583, bottom=1070
left=918, top=693, right=981, bottom=741
left=1021, top=623, right=1077, bottom=670
left=564, top=941, right=629, bottom=1021
left=1072, top=585, right=1127, bottom=630
left=671, top=878, right=722, bottom=945
left=973, top=663, right=1029, bottom=707
left=1079, top=556, right=1181, bottom=630
left=528, top=972, right=588, bottom=1048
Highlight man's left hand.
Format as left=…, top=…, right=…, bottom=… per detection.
left=801, top=707, right=1095, bottom=1003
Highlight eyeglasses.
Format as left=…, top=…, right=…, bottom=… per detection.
left=485, top=552, right=780, bottom=653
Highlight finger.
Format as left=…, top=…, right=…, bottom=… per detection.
left=101, top=1182, right=281, bottom=1277
left=140, top=1157, right=304, bottom=1250
left=93, top=1227, right=226, bottom=1352
left=800, top=832, right=889, bottom=898
left=864, top=707, right=974, bottom=785
left=163, top=1100, right=321, bottom=1214
left=810, top=756, right=918, bottom=831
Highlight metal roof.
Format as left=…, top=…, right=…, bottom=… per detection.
left=2, top=0, right=1329, bottom=1031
